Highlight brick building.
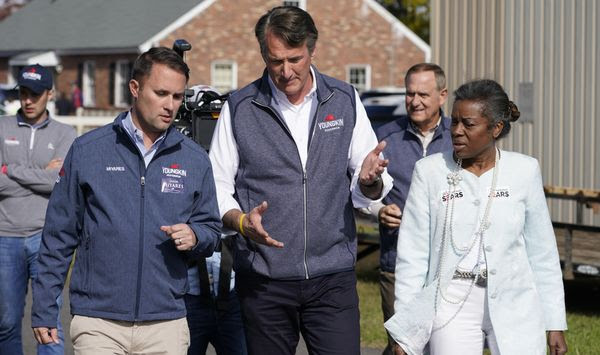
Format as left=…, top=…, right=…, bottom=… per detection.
left=0, top=0, right=428, bottom=112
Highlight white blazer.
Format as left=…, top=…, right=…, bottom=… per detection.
left=384, top=150, right=567, bottom=355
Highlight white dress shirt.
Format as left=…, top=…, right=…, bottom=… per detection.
left=209, top=68, right=393, bottom=220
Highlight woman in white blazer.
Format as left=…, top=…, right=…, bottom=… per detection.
left=385, top=79, right=567, bottom=355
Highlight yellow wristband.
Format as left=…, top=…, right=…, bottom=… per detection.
left=239, top=213, right=246, bottom=236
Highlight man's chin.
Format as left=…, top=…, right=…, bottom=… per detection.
left=409, top=113, right=427, bottom=122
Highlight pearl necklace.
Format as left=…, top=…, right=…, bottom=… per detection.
left=432, top=148, right=500, bottom=331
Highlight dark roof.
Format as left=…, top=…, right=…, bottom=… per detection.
left=0, top=0, right=205, bottom=54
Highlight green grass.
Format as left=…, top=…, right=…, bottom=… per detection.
left=356, top=247, right=388, bottom=349
left=355, top=247, right=600, bottom=353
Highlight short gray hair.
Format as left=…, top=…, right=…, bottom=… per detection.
left=405, top=63, right=446, bottom=91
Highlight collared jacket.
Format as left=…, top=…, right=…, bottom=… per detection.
left=375, top=113, right=452, bottom=272
left=225, top=68, right=360, bottom=280
left=384, top=150, right=567, bottom=355
left=0, top=112, right=76, bottom=237
left=32, top=113, right=221, bottom=327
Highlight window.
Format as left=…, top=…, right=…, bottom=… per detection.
left=211, top=60, right=237, bottom=94
left=283, top=0, right=306, bottom=9
left=113, top=60, right=132, bottom=107
left=82, top=60, right=96, bottom=107
left=346, top=65, right=371, bottom=92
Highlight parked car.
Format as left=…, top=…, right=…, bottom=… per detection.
left=360, top=87, right=406, bottom=128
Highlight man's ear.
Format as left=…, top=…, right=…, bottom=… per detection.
left=310, top=44, right=317, bottom=59
left=129, top=79, right=140, bottom=100
left=439, top=87, right=448, bottom=106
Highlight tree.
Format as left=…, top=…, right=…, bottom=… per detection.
left=377, top=0, right=430, bottom=43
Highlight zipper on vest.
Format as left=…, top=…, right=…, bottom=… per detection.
left=253, top=93, right=335, bottom=280
left=134, top=172, right=146, bottom=319
left=302, top=169, right=309, bottom=279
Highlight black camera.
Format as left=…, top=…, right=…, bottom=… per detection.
left=172, top=39, right=228, bottom=150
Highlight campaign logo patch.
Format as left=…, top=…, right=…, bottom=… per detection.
left=318, top=114, right=344, bottom=132
left=22, top=69, right=42, bottom=81
left=161, top=177, right=184, bottom=193
left=4, top=137, right=19, bottom=146
left=490, top=186, right=510, bottom=198
left=441, top=189, right=464, bottom=203
left=162, top=165, right=187, bottom=178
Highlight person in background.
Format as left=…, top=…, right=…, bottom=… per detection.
left=184, top=84, right=246, bottom=355
left=31, top=47, right=221, bottom=355
left=372, top=63, right=452, bottom=355
left=71, top=82, right=82, bottom=116
left=55, top=91, right=73, bottom=116
left=185, top=237, right=246, bottom=355
left=385, top=79, right=567, bottom=355
left=0, top=63, right=76, bottom=355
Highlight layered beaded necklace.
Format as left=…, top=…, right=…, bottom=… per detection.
left=432, top=147, right=500, bottom=331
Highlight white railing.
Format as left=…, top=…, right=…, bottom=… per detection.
left=53, top=115, right=114, bottom=135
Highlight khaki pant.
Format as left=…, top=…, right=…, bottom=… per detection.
left=70, top=315, right=189, bottom=355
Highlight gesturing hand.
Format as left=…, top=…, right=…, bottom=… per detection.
left=240, top=201, right=284, bottom=248
left=359, top=141, right=388, bottom=186
left=161, top=223, right=197, bottom=251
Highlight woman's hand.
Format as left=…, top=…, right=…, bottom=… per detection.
left=393, top=343, right=407, bottom=355
left=547, top=331, right=567, bottom=355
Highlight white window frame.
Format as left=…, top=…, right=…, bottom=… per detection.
left=82, top=60, right=96, bottom=107
left=210, top=60, right=237, bottom=94
left=283, top=0, right=306, bottom=9
left=346, top=64, right=371, bottom=92
left=114, top=60, right=131, bottom=108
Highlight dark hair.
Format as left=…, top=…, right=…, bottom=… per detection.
left=131, top=47, right=190, bottom=84
left=405, top=63, right=446, bottom=91
left=255, top=6, right=318, bottom=59
left=453, top=79, right=520, bottom=139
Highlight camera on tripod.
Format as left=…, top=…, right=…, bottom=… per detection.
left=172, top=39, right=228, bottom=150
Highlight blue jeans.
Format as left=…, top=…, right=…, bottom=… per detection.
left=184, top=291, right=247, bottom=355
left=0, top=233, right=64, bottom=355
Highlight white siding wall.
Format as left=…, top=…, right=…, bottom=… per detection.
left=431, top=0, right=600, bottom=225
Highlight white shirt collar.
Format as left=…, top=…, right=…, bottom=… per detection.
left=267, top=66, right=317, bottom=109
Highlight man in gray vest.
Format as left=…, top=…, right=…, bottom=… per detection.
left=208, top=6, right=393, bottom=355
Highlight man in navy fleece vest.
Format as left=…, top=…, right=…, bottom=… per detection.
left=208, top=6, right=393, bottom=355
left=373, top=63, right=452, bottom=355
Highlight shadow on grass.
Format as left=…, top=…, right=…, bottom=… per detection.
left=356, top=245, right=380, bottom=283
left=564, top=278, right=600, bottom=316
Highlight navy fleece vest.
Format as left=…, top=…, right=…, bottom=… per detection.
left=227, top=68, right=357, bottom=280
left=375, top=114, right=452, bottom=272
